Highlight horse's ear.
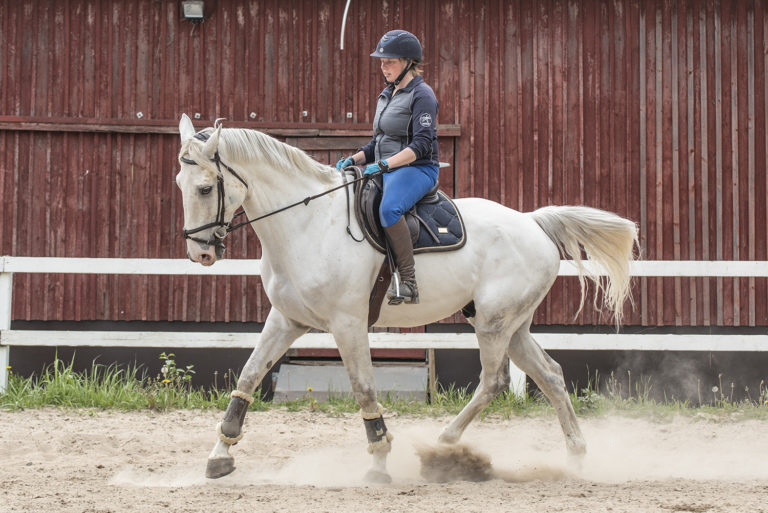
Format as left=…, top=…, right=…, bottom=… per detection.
left=201, top=124, right=221, bottom=159
left=179, top=114, right=196, bottom=142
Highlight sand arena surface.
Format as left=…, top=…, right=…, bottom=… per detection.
left=1, top=408, right=767, bottom=512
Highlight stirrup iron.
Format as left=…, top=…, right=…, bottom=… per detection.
left=387, top=272, right=419, bottom=305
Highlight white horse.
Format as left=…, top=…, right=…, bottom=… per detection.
left=175, top=114, right=637, bottom=482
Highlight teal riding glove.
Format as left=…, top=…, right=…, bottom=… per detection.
left=364, top=160, right=389, bottom=176
left=335, top=156, right=356, bottom=170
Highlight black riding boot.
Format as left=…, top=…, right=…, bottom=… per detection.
left=384, top=217, right=419, bottom=305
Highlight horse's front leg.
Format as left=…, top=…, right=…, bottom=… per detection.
left=332, top=322, right=393, bottom=484
left=206, top=309, right=308, bottom=479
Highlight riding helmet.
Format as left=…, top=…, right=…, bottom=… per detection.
left=370, top=30, right=422, bottom=61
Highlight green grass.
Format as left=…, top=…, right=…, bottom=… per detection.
left=0, top=356, right=267, bottom=412
left=563, top=369, right=768, bottom=421
left=2, top=356, right=767, bottom=421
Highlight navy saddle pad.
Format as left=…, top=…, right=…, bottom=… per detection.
left=353, top=172, right=467, bottom=254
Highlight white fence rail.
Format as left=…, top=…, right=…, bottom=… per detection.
left=2, top=256, right=768, bottom=393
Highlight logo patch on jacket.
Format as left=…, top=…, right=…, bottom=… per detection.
left=419, top=113, right=433, bottom=127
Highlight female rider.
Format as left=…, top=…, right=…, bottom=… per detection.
left=336, top=29, right=439, bottom=305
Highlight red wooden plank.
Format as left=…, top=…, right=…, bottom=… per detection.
left=470, top=0, right=484, bottom=200
left=737, top=0, right=754, bottom=325
left=661, top=1, right=677, bottom=325
left=671, top=2, right=684, bottom=325
left=718, top=2, right=734, bottom=326
left=650, top=1, right=662, bottom=325
left=549, top=0, right=563, bottom=209
left=0, top=2, right=9, bottom=114
left=625, top=0, right=643, bottom=325
left=519, top=1, right=534, bottom=212
left=455, top=0, right=472, bottom=200
left=544, top=0, right=563, bottom=324
left=9, top=3, right=21, bottom=116
left=486, top=0, right=500, bottom=204
left=678, top=0, right=693, bottom=324
left=726, top=2, right=741, bottom=325
left=690, top=0, right=702, bottom=324
left=755, top=0, right=768, bottom=324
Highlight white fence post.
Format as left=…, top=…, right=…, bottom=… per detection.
left=0, top=269, right=12, bottom=393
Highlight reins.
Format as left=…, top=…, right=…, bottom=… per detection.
left=226, top=171, right=368, bottom=233
left=180, top=130, right=367, bottom=249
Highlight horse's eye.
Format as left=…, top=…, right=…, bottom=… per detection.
left=200, top=185, right=213, bottom=195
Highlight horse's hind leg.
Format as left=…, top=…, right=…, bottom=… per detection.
left=206, top=309, right=308, bottom=479
left=507, top=321, right=586, bottom=460
left=438, top=327, right=512, bottom=444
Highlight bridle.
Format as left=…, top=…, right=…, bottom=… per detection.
left=180, top=130, right=369, bottom=254
left=180, top=131, right=249, bottom=255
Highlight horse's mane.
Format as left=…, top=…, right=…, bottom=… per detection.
left=184, top=127, right=337, bottom=185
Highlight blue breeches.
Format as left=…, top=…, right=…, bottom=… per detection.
left=379, top=164, right=439, bottom=227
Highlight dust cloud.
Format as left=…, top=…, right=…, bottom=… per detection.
left=110, top=415, right=768, bottom=488
left=405, top=417, right=768, bottom=485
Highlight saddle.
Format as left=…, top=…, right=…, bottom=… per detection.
left=345, top=167, right=467, bottom=326
left=351, top=170, right=467, bottom=255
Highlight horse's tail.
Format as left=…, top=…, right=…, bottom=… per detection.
left=530, top=205, right=639, bottom=326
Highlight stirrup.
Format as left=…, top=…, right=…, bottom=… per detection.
left=387, top=274, right=419, bottom=305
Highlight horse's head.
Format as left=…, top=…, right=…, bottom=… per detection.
left=176, top=114, right=248, bottom=265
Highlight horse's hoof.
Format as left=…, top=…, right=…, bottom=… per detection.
left=205, top=457, right=235, bottom=479
left=437, top=432, right=459, bottom=445
left=364, top=469, right=392, bottom=484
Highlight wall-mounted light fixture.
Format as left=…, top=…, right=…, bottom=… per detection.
left=182, top=1, right=205, bottom=22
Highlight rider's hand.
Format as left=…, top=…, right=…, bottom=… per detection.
left=336, top=156, right=356, bottom=170
left=364, top=160, right=389, bottom=176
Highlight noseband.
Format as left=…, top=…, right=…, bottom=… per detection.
left=180, top=131, right=248, bottom=253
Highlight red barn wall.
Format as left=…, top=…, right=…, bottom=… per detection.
left=0, top=0, right=766, bottom=327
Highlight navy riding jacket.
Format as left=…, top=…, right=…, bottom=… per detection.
left=359, top=76, right=439, bottom=167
